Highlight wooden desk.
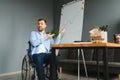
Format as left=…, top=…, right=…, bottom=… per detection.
left=51, top=42, right=120, bottom=80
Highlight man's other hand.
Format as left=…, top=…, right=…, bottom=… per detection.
left=45, top=33, right=55, bottom=40
left=59, top=28, right=66, bottom=36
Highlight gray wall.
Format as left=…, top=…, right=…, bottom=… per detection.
left=83, top=0, right=120, bottom=42
left=0, top=0, right=53, bottom=74
left=54, top=0, right=120, bottom=42
left=1, top=0, right=120, bottom=75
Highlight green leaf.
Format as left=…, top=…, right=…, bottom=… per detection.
left=51, top=29, right=59, bottom=39
left=99, top=25, right=108, bottom=31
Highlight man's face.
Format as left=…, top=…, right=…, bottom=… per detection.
left=38, top=20, right=46, bottom=32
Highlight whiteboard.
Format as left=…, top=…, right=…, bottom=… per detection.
left=59, top=0, right=85, bottom=43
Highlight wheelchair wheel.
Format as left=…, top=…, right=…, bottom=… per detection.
left=22, top=54, right=38, bottom=80
left=21, top=54, right=31, bottom=80
left=21, top=54, right=60, bottom=80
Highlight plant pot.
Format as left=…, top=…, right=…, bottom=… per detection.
left=101, top=31, right=107, bottom=42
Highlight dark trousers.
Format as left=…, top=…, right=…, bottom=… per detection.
left=32, top=53, right=58, bottom=80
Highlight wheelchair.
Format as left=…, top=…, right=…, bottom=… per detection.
left=21, top=42, right=62, bottom=80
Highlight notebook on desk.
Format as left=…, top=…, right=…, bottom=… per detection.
left=73, top=41, right=93, bottom=44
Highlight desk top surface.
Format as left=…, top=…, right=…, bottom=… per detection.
left=51, top=42, right=120, bottom=48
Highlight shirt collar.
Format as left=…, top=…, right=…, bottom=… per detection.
left=37, top=30, right=46, bottom=35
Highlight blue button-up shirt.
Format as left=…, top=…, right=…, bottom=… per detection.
left=29, top=30, right=61, bottom=55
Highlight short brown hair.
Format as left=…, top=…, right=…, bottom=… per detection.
left=38, top=18, right=47, bottom=24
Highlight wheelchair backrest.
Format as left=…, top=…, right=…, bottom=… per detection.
left=28, top=41, right=31, bottom=54
left=27, top=41, right=35, bottom=65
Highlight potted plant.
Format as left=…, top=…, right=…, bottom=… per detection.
left=99, top=25, right=108, bottom=42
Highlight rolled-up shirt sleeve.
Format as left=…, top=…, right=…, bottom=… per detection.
left=30, top=31, right=44, bottom=47
left=54, top=35, right=61, bottom=44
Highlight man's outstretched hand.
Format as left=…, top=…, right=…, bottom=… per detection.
left=59, top=28, right=66, bottom=36
left=45, top=28, right=66, bottom=40
left=45, top=33, right=55, bottom=40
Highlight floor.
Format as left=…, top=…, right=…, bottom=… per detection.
left=0, top=72, right=118, bottom=80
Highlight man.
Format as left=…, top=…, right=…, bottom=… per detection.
left=29, top=18, right=65, bottom=80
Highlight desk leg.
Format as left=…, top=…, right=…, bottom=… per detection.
left=78, top=49, right=80, bottom=80
left=51, top=49, right=57, bottom=80
left=81, top=49, right=88, bottom=78
left=95, top=48, right=100, bottom=80
left=103, top=47, right=109, bottom=80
